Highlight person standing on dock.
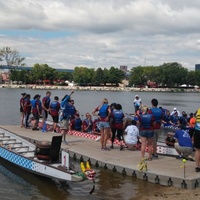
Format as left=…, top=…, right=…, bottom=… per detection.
left=41, top=91, right=51, bottom=132
left=138, top=105, right=155, bottom=160
left=49, top=96, right=60, bottom=133
left=92, top=98, right=111, bottom=151
left=32, top=94, right=42, bottom=131
left=23, top=94, right=32, bottom=128
left=133, top=95, right=142, bottom=114
left=150, top=98, right=163, bottom=159
left=20, top=93, right=26, bottom=127
left=193, top=108, right=200, bottom=172
left=60, top=90, right=74, bottom=144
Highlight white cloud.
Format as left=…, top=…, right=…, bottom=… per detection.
left=0, top=0, right=200, bottom=70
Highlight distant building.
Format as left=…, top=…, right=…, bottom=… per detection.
left=195, top=64, right=200, bottom=71
left=120, top=65, right=128, bottom=72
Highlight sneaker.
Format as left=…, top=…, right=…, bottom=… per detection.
left=195, top=167, right=200, bottom=172
left=95, top=136, right=101, bottom=142
left=101, top=147, right=110, bottom=151
left=152, top=154, right=158, bottom=159
left=63, top=141, right=68, bottom=145
left=176, top=155, right=182, bottom=159
left=32, top=128, right=39, bottom=131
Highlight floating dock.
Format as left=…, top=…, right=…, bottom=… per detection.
left=0, top=125, right=199, bottom=189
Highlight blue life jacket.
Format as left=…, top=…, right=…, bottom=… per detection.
left=113, top=110, right=123, bottom=124
left=31, top=99, right=37, bottom=109
left=74, top=118, right=82, bottom=130
left=99, top=104, right=108, bottom=118
left=151, top=107, right=162, bottom=123
left=60, top=95, right=71, bottom=120
left=140, top=113, right=153, bottom=129
left=50, top=101, right=59, bottom=111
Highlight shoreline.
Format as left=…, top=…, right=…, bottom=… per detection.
left=0, top=84, right=200, bottom=92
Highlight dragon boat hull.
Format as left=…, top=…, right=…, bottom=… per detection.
left=0, top=127, right=95, bottom=183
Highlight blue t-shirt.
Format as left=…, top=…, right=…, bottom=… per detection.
left=174, top=129, right=193, bottom=148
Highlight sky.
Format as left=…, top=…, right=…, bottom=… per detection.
left=0, top=0, right=200, bottom=71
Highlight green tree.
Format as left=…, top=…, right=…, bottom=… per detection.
left=94, top=68, right=104, bottom=85
left=158, top=62, right=188, bottom=87
left=73, top=67, right=95, bottom=85
left=108, top=67, right=125, bottom=86
left=0, top=47, right=25, bottom=66
left=129, top=66, right=146, bottom=86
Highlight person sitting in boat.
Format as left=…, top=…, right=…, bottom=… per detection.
left=133, top=95, right=142, bottom=114
left=70, top=113, right=82, bottom=131
left=69, top=99, right=78, bottom=120
left=31, top=94, right=42, bottom=131
left=92, top=117, right=100, bottom=134
left=162, top=109, right=171, bottom=127
left=23, top=94, right=32, bottom=128
left=82, top=113, right=93, bottom=133
left=49, top=96, right=60, bottom=133
left=124, top=119, right=139, bottom=150
left=171, top=107, right=181, bottom=117
left=174, top=125, right=193, bottom=160
left=110, top=103, right=125, bottom=150
left=188, top=112, right=196, bottom=138
left=169, top=111, right=180, bottom=127
left=179, top=111, right=189, bottom=127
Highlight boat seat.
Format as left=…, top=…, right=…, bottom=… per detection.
left=36, top=136, right=62, bottom=162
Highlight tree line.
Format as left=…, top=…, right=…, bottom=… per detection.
left=1, top=46, right=200, bottom=87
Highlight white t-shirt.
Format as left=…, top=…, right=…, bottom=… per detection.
left=133, top=98, right=141, bottom=107
left=124, top=125, right=139, bottom=145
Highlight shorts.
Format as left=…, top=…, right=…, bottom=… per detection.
left=98, top=121, right=110, bottom=129
left=52, top=116, right=59, bottom=123
left=194, top=129, right=200, bottom=149
left=60, top=119, right=69, bottom=130
left=42, top=110, right=48, bottom=119
left=33, top=113, right=40, bottom=120
left=139, top=130, right=154, bottom=138
left=174, top=142, right=193, bottom=157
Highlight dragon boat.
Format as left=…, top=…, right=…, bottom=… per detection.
left=0, top=127, right=96, bottom=193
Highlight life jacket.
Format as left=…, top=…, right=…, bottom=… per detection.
left=42, top=96, right=51, bottom=109
left=60, top=101, right=71, bottom=120
left=196, top=109, right=200, bottom=123
left=31, top=99, right=42, bottom=114
left=50, top=101, right=59, bottom=111
left=99, top=104, right=108, bottom=118
left=140, top=113, right=153, bottom=129
left=23, top=98, right=31, bottom=113
left=151, top=107, right=162, bottom=124
left=113, top=110, right=124, bottom=124
left=74, top=118, right=82, bottom=130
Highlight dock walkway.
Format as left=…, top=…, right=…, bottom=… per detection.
left=0, top=125, right=199, bottom=190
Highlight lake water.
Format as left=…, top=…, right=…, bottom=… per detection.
left=0, top=88, right=200, bottom=199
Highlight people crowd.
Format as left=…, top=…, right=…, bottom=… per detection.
left=19, top=92, right=200, bottom=172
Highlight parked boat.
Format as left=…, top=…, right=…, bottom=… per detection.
left=0, top=127, right=96, bottom=187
